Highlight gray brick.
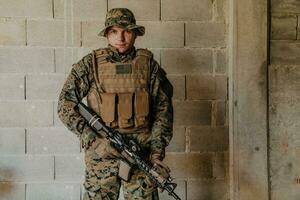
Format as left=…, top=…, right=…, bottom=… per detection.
left=54, top=0, right=64, bottom=18
left=26, top=183, right=80, bottom=200
left=216, top=49, right=228, bottom=74
left=213, top=152, right=228, bottom=179
left=26, top=74, right=65, bottom=100
left=272, top=0, right=300, bottom=13
left=0, top=101, right=53, bottom=127
left=161, top=0, right=212, bottom=21
left=186, top=75, right=227, bottom=100
left=108, top=0, right=160, bottom=21
left=186, top=22, right=226, bottom=47
left=55, top=154, right=85, bottom=181
left=271, top=14, right=297, bottom=40
left=159, top=180, right=186, bottom=200
left=73, top=0, right=107, bottom=20
left=55, top=48, right=93, bottom=73
left=271, top=41, right=300, bottom=65
left=174, top=101, right=211, bottom=126
left=0, top=155, right=54, bottom=181
left=0, top=183, right=25, bottom=200
left=0, top=19, right=26, bottom=45
left=82, top=21, right=108, bottom=48
left=161, top=48, right=213, bottom=74
left=0, top=128, right=25, bottom=154
left=0, top=47, right=55, bottom=73
left=166, top=126, right=186, bottom=152
left=164, top=153, right=213, bottom=178
left=0, top=74, right=24, bottom=100
left=168, top=75, right=185, bottom=100
left=187, top=179, right=228, bottom=200
left=0, top=0, right=53, bottom=18
left=135, top=22, right=184, bottom=48
left=186, top=75, right=214, bottom=100
left=216, top=101, right=227, bottom=125
left=27, top=127, right=80, bottom=154
left=27, top=20, right=81, bottom=47
left=188, top=126, right=228, bottom=152
left=215, top=0, right=227, bottom=21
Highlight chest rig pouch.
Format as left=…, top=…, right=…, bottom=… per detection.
left=87, top=48, right=152, bottom=133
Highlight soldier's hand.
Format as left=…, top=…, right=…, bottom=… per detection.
left=150, top=153, right=170, bottom=179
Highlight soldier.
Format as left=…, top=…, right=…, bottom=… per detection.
left=58, top=8, right=173, bottom=200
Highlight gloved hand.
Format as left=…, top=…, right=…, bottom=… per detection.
left=150, top=152, right=170, bottom=179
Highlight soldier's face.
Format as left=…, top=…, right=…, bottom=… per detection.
left=106, top=26, right=136, bottom=53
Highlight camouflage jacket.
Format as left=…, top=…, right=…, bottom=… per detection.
left=57, top=46, right=173, bottom=159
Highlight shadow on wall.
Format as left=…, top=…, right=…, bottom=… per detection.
left=0, top=168, right=16, bottom=198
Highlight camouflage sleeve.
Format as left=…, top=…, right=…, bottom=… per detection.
left=150, top=59, right=174, bottom=160
left=57, top=53, right=97, bottom=145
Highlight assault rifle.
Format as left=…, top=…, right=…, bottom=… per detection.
left=77, top=102, right=181, bottom=200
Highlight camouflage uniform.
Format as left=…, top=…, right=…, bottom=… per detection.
left=57, top=8, right=173, bottom=200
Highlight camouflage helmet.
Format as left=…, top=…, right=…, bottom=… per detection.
left=99, top=8, right=145, bottom=37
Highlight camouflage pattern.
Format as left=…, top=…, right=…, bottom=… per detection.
left=57, top=45, right=173, bottom=199
left=98, top=8, right=145, bottom=37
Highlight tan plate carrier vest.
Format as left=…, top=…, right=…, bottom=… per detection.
left=87, top=48, right=152, bottom=133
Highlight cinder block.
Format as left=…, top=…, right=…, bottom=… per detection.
left=82, top=21, right=108, bottom=47
left=271, top=14, right=297, bottom=40
left=0, top=47, right=55, bottom=73
left=188, top=126, right=228, bottom=152
left=186, top=75, right=215, bottom=100
left=213, top=152, right=228, bottom=179
left=173, top=101, right=211, bottom=126
left=164, top=153, right=213, bottom=178
left=161, top=0, right=212, bottom=21
left=0, top=155, right=54, bottom=181
left=215, top=75, right=227, bottom=99
left=0, top=101, right=53, bottom=127
left=215, top=0, right=227, bottom=22
left=271, top=41, right=300, bottom=65
left=55, top=48, right=94, bottom=73
left=27, top=127, right=80, bottom=154
left=26, top=74, right=66, bottom=100
left=272, top=0, right=300, bottom=13
left=216, top=49, right=228, bottom=74
left=135, top=22, right=184, bottom=48
left=0, top=128, right=25, bottom=154
left=0, top=74, right=24, bottom=100
left=108, top=0, right=160, bottom=21
left=26, top=183, right=80, bottom=200
left=216, top=101, right=227, bottom=125
left=54, top=0, right=64, bottom=18
left=0, top=0, right=53, bottom=18
left=187, top=179, right=228, bottom=200
left=0, top=19, right=26, bottom=45
left=186, top=22, right=226, bottom=47
left=27, top=20, right=81, bottom=47
left=72, top=0, right=107, bottom=20
left=55, top=154, right=85, bottom=181
left=159, top=180, right=186, bottom=200
left=168, top=75, right=185, bottom=100
left=0, top=183, right=25, bottom=200
left=161, top=48, right=213, bottom=74
left=186, top=75, right=227, bottom=100
left=166, top=126, right=186, bottom=152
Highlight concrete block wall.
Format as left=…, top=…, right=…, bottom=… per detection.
left=0, top=0, right=229, bottom=199
left=270, top=0, right=300, bottom=199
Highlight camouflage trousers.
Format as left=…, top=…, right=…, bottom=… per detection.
left=82, top=135, right=159, bottom=200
